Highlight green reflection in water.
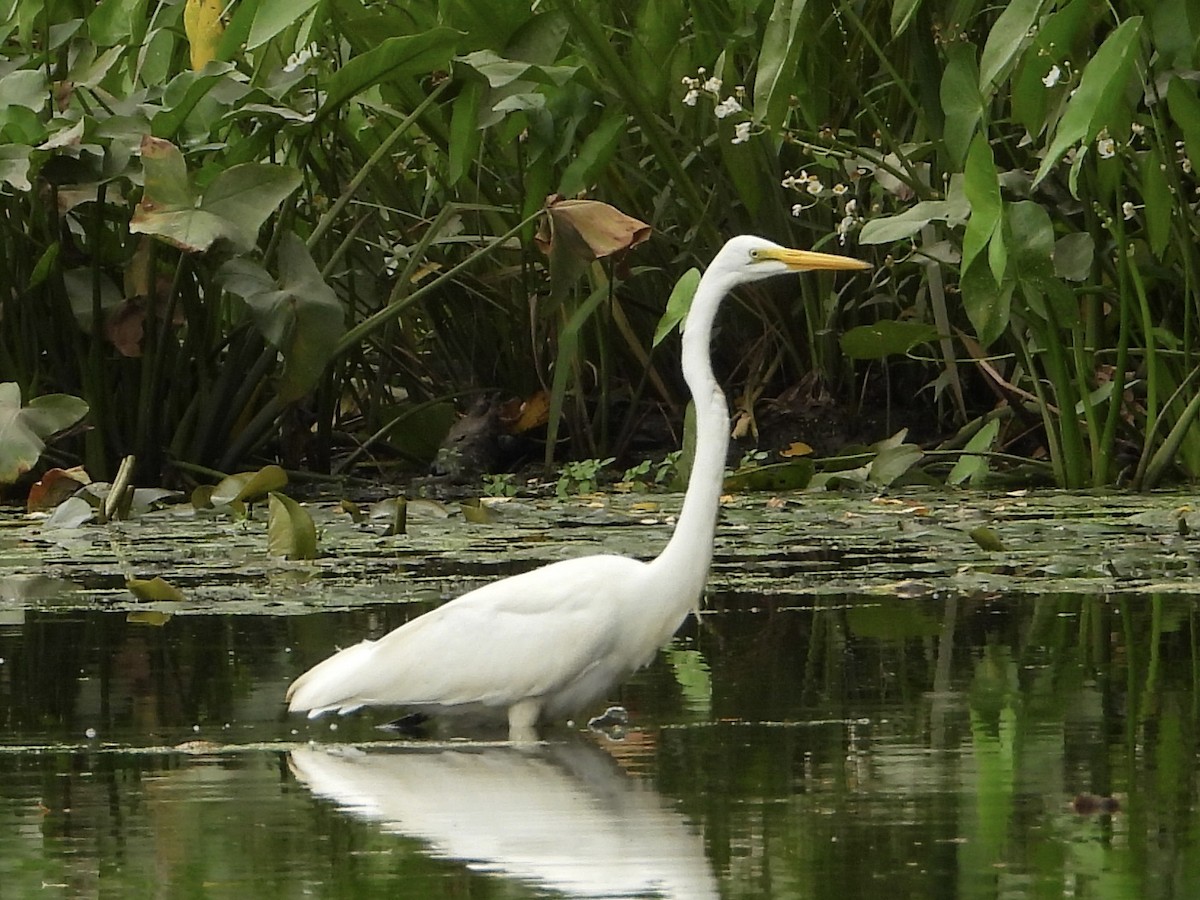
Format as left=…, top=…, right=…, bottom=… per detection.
left=0, top=592, right=1197, bottom=898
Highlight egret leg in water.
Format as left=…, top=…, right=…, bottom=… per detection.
left=285, top=236, right=870, bottom=740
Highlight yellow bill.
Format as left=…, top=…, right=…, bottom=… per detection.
left=763, top=247, right=872, bottom=271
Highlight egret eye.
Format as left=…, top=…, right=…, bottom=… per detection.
left=749, top=249, right=761, bottom=260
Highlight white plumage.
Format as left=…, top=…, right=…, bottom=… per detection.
left=286, top=235, right=869, bottom=738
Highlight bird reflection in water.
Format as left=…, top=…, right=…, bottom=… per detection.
left=288, top=738, right=719, bottom=899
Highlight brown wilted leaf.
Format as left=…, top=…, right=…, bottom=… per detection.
left=27, top=466, right=91, bottom=512
left=105, top=300, right=146, bottom=357
left=534, top=197, right=651, bottom=264
left=500, top=390, right=550, bottom=434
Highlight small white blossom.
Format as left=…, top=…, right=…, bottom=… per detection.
left=1097, top=136, right=1116, bottom=159
left=1184, top=157, right=1194, bottom=174
left=1122, top=201, right=1139, bottom=220
left=791, top=203, right=805, bottom=217
left=806, top=179, right=823, bottom=195
left=836, top=216, right=856, bottom=244
left=1131, top=122, right=1145, bottom=136
left=832, top=183, right=848, bottom=196
left=682, top=89, right=699, bottom=106
left=1042, top=65, right=1062, bottom=88
left=844, top=198, right=858, bottom=216
left=732, top=121, right=752, bottom=144
left=702, top=76, right=722, bottom=94
left=734, top=84, right=747, bottom=98
left=714, top=96, right=742, bottom=119
left=284, top=44, right=318, bottom=73
left=781, top=175, right=797, bottom=188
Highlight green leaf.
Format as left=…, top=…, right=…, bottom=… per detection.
left=652, top=267, right=700, bottom=347
left=858, top=196, right=969, bottom=244
left=723, top=459, right=814, bottom=492
left=1168, top=77, right=1200, bottom=184
left=558, top=111, right=626, bottom=198
left=948, top=418, right=1001, bottom=485
left=1053, top=232, right=1094, bottom=281
left=978, top=0, right=1045, bottom=93
left=1142, top=145, right=1172, bottom=259
left=868, top=443, right=923, bottom=486
left=246, top=0, right=321, bottom=50
left=220, top=233, right=345, bottom=400
left=130, top=136, right=301, bottom=253
left=200, top=163, right=304, bottom=252
left=962, top=132, right=1003, bottom=276
left=0, top=144, right=32, bottom=191
left=941, top=41, right=984, bottom=168
left=753, top=0, right=808, bottom=123
left=960, top=259, right=1014, bottom=347
left=318, top=28, right=461, bottom=121
left=267, top=491, right=317, bottom=560
left=1032, top=17, right=1143, bottom=187
left=1011, top=0, right=1096, bottom=138
left=890, top=0, right=924, bottom=38
left=840, top=320, right=940, bottom=359
left=0, top=384, right=89, bottom=484
left=447, top=80, right=482, bottom=186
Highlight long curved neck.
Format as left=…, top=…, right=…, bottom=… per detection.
left=646, top=269, right=733, bottom=605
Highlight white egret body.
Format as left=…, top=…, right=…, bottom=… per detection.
left=286, top=236, right=869, bottom=738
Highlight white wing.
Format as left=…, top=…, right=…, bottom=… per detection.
left=286, top=554, right=652, bottom=717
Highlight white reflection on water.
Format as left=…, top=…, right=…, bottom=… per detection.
left=289, top=739, right=719, bottom=899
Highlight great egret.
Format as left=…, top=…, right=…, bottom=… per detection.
left=286, top=236, right=869, bottom=739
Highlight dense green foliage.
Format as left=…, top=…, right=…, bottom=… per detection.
left=2, top=0, right=1200, bottom=488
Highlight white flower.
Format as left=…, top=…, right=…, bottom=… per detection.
left=682, top=89, right=699, bottom=106
left=732, top=121, right=752, bottom=144
left=1097, top=136, right=1116, bottom=159
left=836, top=215, right=856, bottom=244
left=781, top=175, right=797, bottom=188
left=832, top=183, right=848, bottom=196
left=1131, top=122, right=1145, bottom=136
left=1122, top=201, right=1138, bottom=220
left=806, top=179, right=823, bottom=195
left=702, top=75, right=722, bottom=94
left=714, top=96, right=742, bottom=119
left=1042, top=65, right=1062, bottom=88
left=284, top=44, right=318, bottom=73
left=844, top=198, right=858, bottom=216
left=791, top=203, right=805, bottom=217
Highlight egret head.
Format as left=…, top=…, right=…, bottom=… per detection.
left=712, top=235, right=871, bottom=285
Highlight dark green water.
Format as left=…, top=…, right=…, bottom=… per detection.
left=4, top=490, right=1200, bottom=897
left=2, top=592, right=1198, bottom=898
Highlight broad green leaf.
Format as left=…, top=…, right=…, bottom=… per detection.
left=318, top=29, right=460, bottom=121
left=941, top=41, right=984, bottom=168
left=246, top=0, right=321, bottom=50
left=211, top=464, right=288, bottom=506
left=0, top=144, right=32, bottom=191
left=652, top=268, right=700, bottom=347
left=1011, top=0, right=1095, bottom=138
left=1053, top=232, right=1094, bottom=281
left=868, top=443, right=923, bottom=486
left=0, top=69, right=47, bottom=110
left=1032, top=17, right=1143, bottom=187
left=131, top=136, right=301, bottom=253
left=978, top=0, right=1045, bottom=93
left=858, top=187, right=970, bottom=244
left=152, top=64, right=243, bottom=139
left=840, top=320, right=939, bottom=359
left=221, top=234, right=345, bottom=401
left=962, top=133, right=1002, bottom=277
left=447, top=80, right=482, bottom=187
left=0, top=384, right=90, bottom=484
left=948, top=418, right=1001, bottom=485
left=723, top=459, right=814, bottom=492
left=753, top=0, right=808, bottom=124
left=960, top=259, right=1013, bottom=347
left=267, top=491, right=317, bottom=559
left=201, top=163, right=304, bottom=252
left=88, top=0, right=146, bottom=47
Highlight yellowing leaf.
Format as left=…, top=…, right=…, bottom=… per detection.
left=779, top=441, right=813, bottom=458
left=127, top=577, right=185, bottom=602
left=267, top=492, right=318, bottom=560
left=184, top=0, right=225, bottom=71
